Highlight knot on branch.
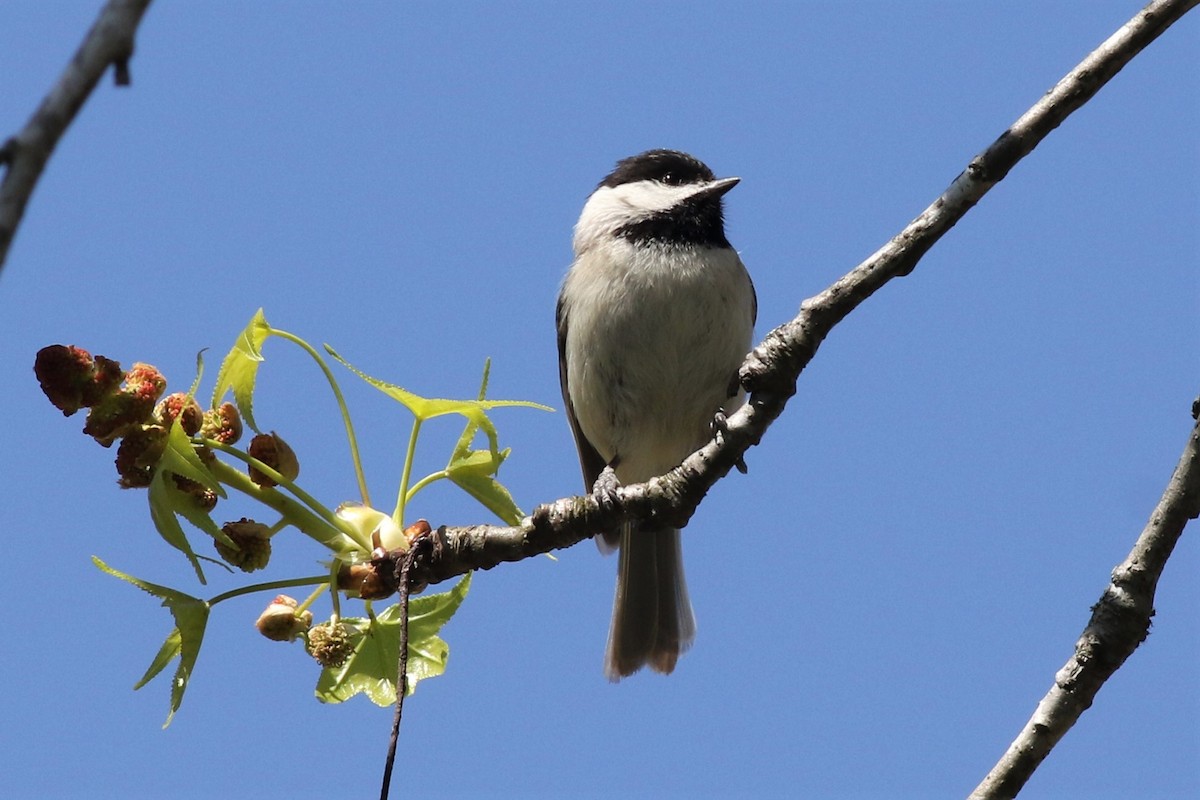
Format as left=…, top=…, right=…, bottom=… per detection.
left=739, top=320, right=806, bottom=401
left=969, top=128, right=1025, bottom=185
left=1060, top=585, right=1154, bottom=693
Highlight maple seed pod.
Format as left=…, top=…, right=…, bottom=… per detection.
left=248, top=432, right=300, bottom=487
left=155, top=392, right=204, bottom=435
left=255, top=595, right=312, bottom=642
left=307, top=622, right=354, bottom=668
left=215, top=518, right=272, bottom=572
left=200, top=402, right=243, bottom=445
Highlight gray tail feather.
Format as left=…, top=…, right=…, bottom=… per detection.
left=603, top=524, right=696, bottom=680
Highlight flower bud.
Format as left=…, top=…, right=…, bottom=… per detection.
left=201, top=402, right=243, bottom=445
left=155, top=393, right=204, bottom=436
left=171, top=474, right=218, bottom=512
left=115, top=425, right=168, bottom=488
left=248, top=432, right=300, bottom=487
left=34, top=345, right=123, bottom=416
left=82, top=363, right=167, bottom=446
left=255, top=595, right=312, bottom=642
left=215, top=518, right=272, bottom=572
left=337, top=561, right=396, bottom=600
left=402, top=519, right=432, bottom=548
left=307, top=622, right=355, bottom=668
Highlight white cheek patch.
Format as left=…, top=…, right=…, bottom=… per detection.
left=573, top=181, right=703, bottom=254
left=610, top=181, right=699, bottom=214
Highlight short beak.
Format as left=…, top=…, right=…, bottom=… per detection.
left=689, top=176, right=740, bottom=202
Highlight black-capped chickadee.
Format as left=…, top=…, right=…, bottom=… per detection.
left=556, top=149, right=756, bottom=680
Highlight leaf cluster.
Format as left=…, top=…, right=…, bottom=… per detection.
left=64, top=309, right=548, bottom=723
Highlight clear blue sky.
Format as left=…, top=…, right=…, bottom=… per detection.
left=2, top=2, right=1197, bottom=798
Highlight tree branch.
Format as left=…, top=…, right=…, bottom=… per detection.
left=405, top=0, right=1199, bottom=591
left=0, top=0, right=154, bottom=274
left=969, top=399, right=1200, bottom=800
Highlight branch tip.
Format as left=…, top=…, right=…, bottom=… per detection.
left=0, top=0, right=153, bottom=274
left=113, top=58, right=132, bottom=87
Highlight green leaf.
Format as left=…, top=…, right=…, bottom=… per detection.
left=174, top=497, right=237, bottom=551
left=325, top=347, right=552, bottom=423
left=92, top=557, right=211, bottom=728
left=187, top=349, right=206, bottom=399
left=330, top=353, right=544, bottom=524
left=441, top=361, right=526, bottom=524
left=144, top=419, right=234, bottom=582
left=212, top=308, right=272, bottom=432
left=315, top=572, right=472, bottom=705
left=447, top=468, right=524, bottom=526
left=147, top=470, right=207, bottom=585
left=161, top=417, right=224, bottom=495
left=171, top=362, right=237, bottom=550
left=445, top=434, right=523, bottom=524
left=135, top=627, right=183, bottom=691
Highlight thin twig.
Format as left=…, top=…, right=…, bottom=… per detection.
left=968, top=399, right=1200, bottom=799
left=379, top=542, right=420, bottom=800
left=0, top=0, right=154, bottom=274
left=405, top=0, right=1200, bottom=592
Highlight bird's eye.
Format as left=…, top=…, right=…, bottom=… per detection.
left=661, top=172, right=676, bottom=184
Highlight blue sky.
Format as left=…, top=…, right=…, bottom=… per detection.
left=2, top=2, right=1197, bottom=798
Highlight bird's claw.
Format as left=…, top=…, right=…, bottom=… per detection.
left=591, top=465, right=622, bottom=513
left=712, top=409, right=749, bottom=474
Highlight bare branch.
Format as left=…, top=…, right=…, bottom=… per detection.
left=406, top=0, right=1199, bottom=591
left=0, top=0, right=154, bottom=274
left=969, top=400, right=1200, bottom=800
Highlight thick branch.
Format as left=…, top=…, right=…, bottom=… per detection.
left=407, top=0, right=1199, bottom=590
left=0, top=0, right=154, bottom=274
left=969, top=401, right=1200, bottom=800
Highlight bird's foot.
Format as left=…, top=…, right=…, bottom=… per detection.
left=591, top=464, right=623, bottom=512
left=712, top=408, right=749, bottom=474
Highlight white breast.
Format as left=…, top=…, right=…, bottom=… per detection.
left=561, top=239, right=754, bottom=483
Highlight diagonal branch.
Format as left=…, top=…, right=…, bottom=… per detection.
left=405, top=0, right=1199, bottom=591
left=969, top=400, right=1200, bottom=800
left=399, top=4, right=1200, bottom=791
left=0, top=0, right=154, bottom=274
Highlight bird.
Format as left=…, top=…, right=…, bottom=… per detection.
left=556, top=149, right=756, bottom=680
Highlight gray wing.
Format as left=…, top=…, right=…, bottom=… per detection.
left=555, top=292, right=608, bottom=492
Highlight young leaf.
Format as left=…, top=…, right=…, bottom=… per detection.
left=147, top=471, right=207, bottom=585
left=441, top=361, right=526, bottom=523
left=160, top=417, right=224, bottom=496
left=327, top=349, right=548, bottom=524
left=92, top=557, right=211, bottom=728
left=143, top=419, right=233, bottom=582
left=314, top=572, right=472, bottom=705
left=325, top=347, right=552, bottom=423
left=211, top=308, right=272, bottom=433
left=447, top=467, right=524, bottom=525
left=187, top=348, right=205, bottom=399
left=136, top=627, right=183, bottom=692
left=445, top=436, right=523, bottom=524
